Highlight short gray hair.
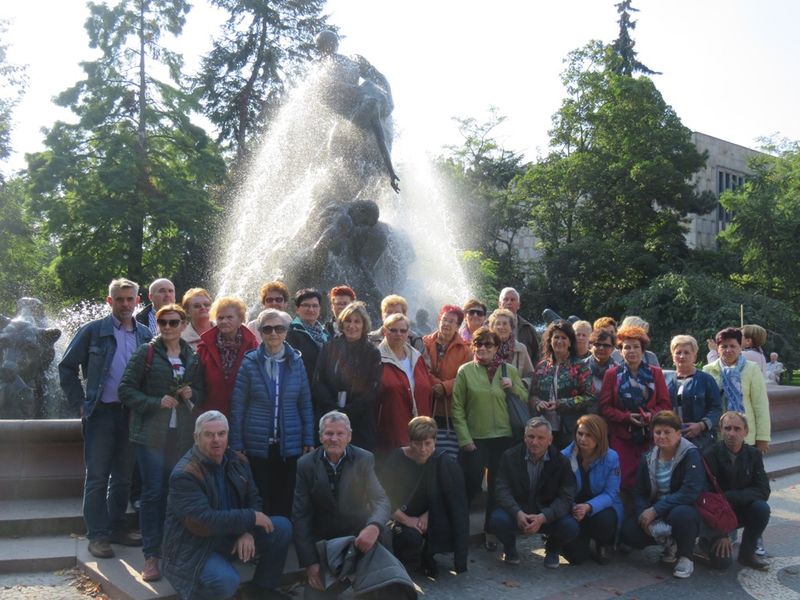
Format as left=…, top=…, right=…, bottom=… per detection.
left=488, top=308, right=516, bottom=330
left=108, top=278, right=140, bottom=298
left=195, top=410, right=229, bottom=436
left=499, top=287, right=519, bottom=301
left=525, top=416, right=552, bottom=433
left=257, top=309, right=292, bottom=329
left=319, top=410, right=351, bottom=434
left=148, top=278, right=174, bottom=295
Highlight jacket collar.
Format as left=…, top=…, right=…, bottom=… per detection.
left=378, top=338, right=421, bottom=370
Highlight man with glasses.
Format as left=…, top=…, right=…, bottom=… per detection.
left=288, top=289, right=329, bottom=384
left=136, top=278, right=176, bottom=335
left=324, top=285, right=356, bottom=338
left=247, top=281, right=290, bottom=335
left=59, top=278, right=153, bottom=558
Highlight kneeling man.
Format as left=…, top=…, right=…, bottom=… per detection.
left=489, top=417, right=579, bottom=568
left=162, top=411, right=292, bottom=600
left=703, top=411, right=771, bottom=570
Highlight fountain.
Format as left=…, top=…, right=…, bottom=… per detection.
left=215, top=31, right=471, bottom=317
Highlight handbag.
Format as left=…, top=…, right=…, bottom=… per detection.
left=501, top=363, right=531, bottom=439
left=694, top=458, right=739, bottom=533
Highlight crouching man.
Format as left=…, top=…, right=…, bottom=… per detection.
left=162, top=411, right=292, bottom=600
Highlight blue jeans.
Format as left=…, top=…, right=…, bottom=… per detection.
left=82, top=403, right=133, bottom=541
left=197, top=517, right=292, bottom=599
left=136, top=433, right=180, bottom=558
left=488, top=508, right=580, bottom=554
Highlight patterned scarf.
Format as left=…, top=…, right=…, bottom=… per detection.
left=475, top=355, right=500, bottom=385
left=294, top=316, right=328, bottom=349
left=264, top=344, right=286, bottom=383
left=616, top=361, right=655, bottom=413
left=216, top=329, right=242, bottom=379
left=720, top=354, right=747, bottom=413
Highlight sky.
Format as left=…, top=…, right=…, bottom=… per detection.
left=2, top=0, right=799, bottom=176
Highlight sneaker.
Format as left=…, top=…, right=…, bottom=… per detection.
left=661, top=540, right=678, bottom=564
left=88, top=539, right=114, bottom=559
left=755, top=537, right=767, bottom=557
left=673, top=557, right=694, bottom=579
left=110, top=529, right=143, bottom=547
left=544, top=550, right=560, bottom=569
left=141, top=557, right=161, bottom=582
left=503, top=548, right=520, bottom=565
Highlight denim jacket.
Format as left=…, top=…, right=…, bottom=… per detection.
left=59, top=315, right=152, bottom=417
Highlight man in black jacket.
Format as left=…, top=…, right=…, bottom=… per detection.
left=703, top=411, right=771, bottom=570
left=293, top=410, right=392, bottom=599
left=489, top=417, right=578, bottom=568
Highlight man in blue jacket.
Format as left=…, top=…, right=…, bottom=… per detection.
left=162, top=411, right=292, bottom=600
left=59, top=278, right=152, bottom=559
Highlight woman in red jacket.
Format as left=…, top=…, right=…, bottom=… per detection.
left=600, top=326, right=670, bottom=492
left=376, top=313, right=433, bottom=457
left=195, top=296, right=258, bottom=417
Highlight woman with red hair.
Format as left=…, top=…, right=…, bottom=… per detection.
left=600, top=326, right=670, bottom=492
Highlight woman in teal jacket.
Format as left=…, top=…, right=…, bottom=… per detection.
left=451, top=326, right=527, bottom=549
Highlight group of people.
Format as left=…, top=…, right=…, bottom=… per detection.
left=59, top=277, right=775, bottom=599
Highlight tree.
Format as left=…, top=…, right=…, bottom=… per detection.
left=514, top=39, right=715, bottom=316
left=27, top=0, right=226, bottom=301
left=195, top=0, right=332, bottom=163
left=719, top=140, right=800, bottom=311
left=610, top=0, right=659, bottom=76
left=0, top=20, right=28, bottom=170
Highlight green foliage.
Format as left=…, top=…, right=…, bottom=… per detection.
left=195, top=0, right=332, bottom=163
left=26, top=0, right=226, bottom=302
left=0, top=20, right=28, bottom=169
left=514, top=40, right=713, bottom=317
left=459, top=250, right=499, bottom=307
left=718, top=140, right=800, bottom=311
left=610, top=1, right=659, bottom=76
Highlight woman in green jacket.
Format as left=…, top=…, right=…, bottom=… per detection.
left=119, top=303, right=204, bottom=582
left=452, top=326, right=527, bottom=550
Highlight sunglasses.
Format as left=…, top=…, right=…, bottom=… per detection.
left=387, top=328, right=409, bottom=335
left=264, top=296, right=285, bottom=304
left=467, top=309, right=486, bottom=316
left=157, top=318, right=183, bottom=328
left=474, top=341, right=496, bottom=348
left=592, top=343, right=613, bottom=349
left=260, top=325, right=287, bottom=334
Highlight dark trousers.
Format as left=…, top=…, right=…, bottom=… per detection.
left=562, top=507, right=618, bottom=564
left=391, top=524, right=434, bottom=568
left=82, top=403, right=134, bottom=541
left=459, top=437, right=513, bottom=529
left=249, top=446, right=298, bottom=518
left=704, top=500, right=771, bottom=569
left=135, top=430, right=181, bottom=558
left=621, top=505, right=702, bottom=559
left=488, top=508, right=580, bottom=554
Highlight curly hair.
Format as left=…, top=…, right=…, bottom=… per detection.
left=616, top=326, right=650, bottom=349
left=542, top=320, right=577, bottom=363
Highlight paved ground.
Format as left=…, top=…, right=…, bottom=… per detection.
left=3, top=473, right=800, bottom=600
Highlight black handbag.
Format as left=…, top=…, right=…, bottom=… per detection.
left=502, top=363, right=531, bottom=438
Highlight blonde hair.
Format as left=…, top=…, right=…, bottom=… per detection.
left=575, top=414, right=609, bottom=459
left=488, top=308, right=516, bottom=330
left=210, top=296, right=247, bottom=322
left=380, top=294, right=408, bottom=316
left=383, top=312, right=411, bottom=329
left=620, top=315, right=649, bottom=332
left=572, top=320, right=592, bottom=334
left=181, top=288, right=212, bottom=311
left=742, top=324, right=767, bottom=348
left=338, top=301, right=371, bottom=337
left=670, top=334, right=698, bottom=354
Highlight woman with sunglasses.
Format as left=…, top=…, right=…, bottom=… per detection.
left=120, top=303, right=204, bottom=582
left=376, top=313, right=433, bottom=456
left=452, top=326, right=528, bottom=551
left=230, top=309, right=314, bottom=518
left=459, top=299, right=487, bottom=343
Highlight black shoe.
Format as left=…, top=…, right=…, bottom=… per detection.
left=484, top=533, right=498, bottom=552
left=110, top=529, right=143, bottom=546
left=503, top=548, right=521, bottom=565
left=738, top=552, right=770, bottom=571
left=594, top=546, right=611, bottom=565
left=421, top=557, right=439, bottom=578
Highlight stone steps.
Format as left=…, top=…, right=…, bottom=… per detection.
left=0, top=535, right=77, bottom=574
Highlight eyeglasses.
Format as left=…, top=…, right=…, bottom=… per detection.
left=260, top=325, right=287, bottom=334
left=387, top=328, right=409, bottom=335
left=474, top=341, right=496, bottom=348
left=592, top=343, right=613, bottom=349
left=264, top=296, right=285, bottom=304
left=467, top=309, right=486, bottom=316
left=157, top=318, right=183, bottom=328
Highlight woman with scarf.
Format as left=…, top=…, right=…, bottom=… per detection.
left=487, top=308, right=534, bottom=389
left=459, top=299, right=487, bottom=343
left=451, top=327, right=528, bottom=551
left=585, top=328, right=618, bottom=393
left=600, top=326, right=671, bottom=492
left=230, top=309, right=314, bottom=517
left=287, top=288, right=329, bottom=386
left=703, top=327, right=770, bottom=454
left=376, top=313, right=433, bottom=456
left=195, top=296, right=258, bottom=418
left=531, top=320, right=595, bottom=449
left=312, top=301, right=383, bottom=451
left=180, top=288, right=214, bottom=351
